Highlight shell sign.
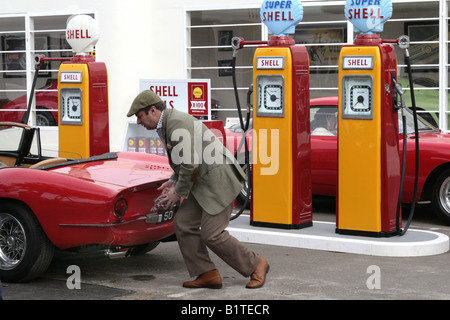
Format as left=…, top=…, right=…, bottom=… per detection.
left=344, top=0, right=393, bottom=34
left=66, top=15, right=100, bottom=54
left=260, top=0, right=303, bottom=36
left=139, top=79, right=211, bottom=119
left=188, top=83, right=208, bottom=117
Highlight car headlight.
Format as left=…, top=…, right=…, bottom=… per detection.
left=113, top=198, right=128, bottom=219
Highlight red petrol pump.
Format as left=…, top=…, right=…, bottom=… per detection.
left=58, top=15, right=109, bottom=159
left=232, top=0, right=312, bottom=229
left=336, top=0, right=418, bottom=236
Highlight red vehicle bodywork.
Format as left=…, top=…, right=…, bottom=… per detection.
left=309, top=96, right=450, bottom=206
left=226, top=96, right=450, bottom=208
left=0, top=152, right=174, bottom=250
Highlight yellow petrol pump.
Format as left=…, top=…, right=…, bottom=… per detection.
left=234, top=0, right=312, bottom=229
left=58, top=15, right=109, bottom=159
left=336, top=0, right=403, bottom=236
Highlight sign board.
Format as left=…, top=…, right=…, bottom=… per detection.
left=256, top=56, right=285, bottom=70
left=342, top=55, right=374, bottom=69
left=344, top=0, right=392, bottom=34
left=60, top=71, right=83, bottom=83
left=66, top=15, right=100, bottom=54
left=139, top=79, right=211, bottom=120
left=260, top=0, right=303, bottom=36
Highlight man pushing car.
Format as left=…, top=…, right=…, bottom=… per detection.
left=127, top=90, right=269, bottom=289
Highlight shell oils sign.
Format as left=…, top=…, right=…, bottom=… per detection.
left=139, top=79, right=211, bottom=120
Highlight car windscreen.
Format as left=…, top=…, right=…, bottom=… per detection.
left=0, top=125, right=23, bottom=152
left=310, top=106, right=338, bottom=136
left=399, top=108, right=438, bottom=134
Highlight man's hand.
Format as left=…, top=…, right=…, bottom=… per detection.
left=156, top=181, right=180, bottom=209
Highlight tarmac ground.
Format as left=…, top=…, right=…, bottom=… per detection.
left=2, top=197, right=450, bottom=310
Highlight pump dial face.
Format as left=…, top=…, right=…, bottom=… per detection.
left=256, top=75, right=284, bottom=117
left=342, top=75, right=373, bottom=119
left=61, top=88, right=83, bottom=125
left=68, top=96, right=81, bottom=118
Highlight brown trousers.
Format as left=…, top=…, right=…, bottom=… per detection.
left=174, top=195, right=259, bottom=278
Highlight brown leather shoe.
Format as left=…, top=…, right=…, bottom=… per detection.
left=246, top=256, right=270, bottom=289
left=183, top=269, right=222, bottom=289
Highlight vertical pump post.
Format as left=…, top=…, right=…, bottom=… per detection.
left=336, top=0, right=402, bottom=236
left=250, top=0, right=312, bottom=229
left=58, top=15, right=109, bottom=159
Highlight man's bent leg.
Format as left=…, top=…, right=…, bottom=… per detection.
left=200, top=203, right=259, bottom=277
left=174, top=197, right=216, bottom=277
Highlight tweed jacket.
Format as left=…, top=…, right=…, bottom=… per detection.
left=160, top=108, right=246, bottom=215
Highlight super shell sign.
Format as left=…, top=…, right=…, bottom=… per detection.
left=260, top=0, right=303, bottom=36
left=345, top=0, right=392, bottom=34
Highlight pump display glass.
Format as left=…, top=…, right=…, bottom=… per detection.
left=60, top=88, right=83, bottom=125
left=256, top=75, right=285, bottom=117
left=342, top=75, right=373, bottom=119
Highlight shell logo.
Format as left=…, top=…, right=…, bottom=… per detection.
left=193, top=87, right=203, bottom=99
left=66, top=15, right=100, bottom=54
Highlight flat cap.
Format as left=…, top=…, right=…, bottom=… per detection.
left=127, top=90, right=162, bottom=117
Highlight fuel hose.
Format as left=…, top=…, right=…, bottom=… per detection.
left=396, top=46, right=419, bottom=236
left=22, top=57, right=42, bottom=125
left=230, top=50, right=251, bottom=221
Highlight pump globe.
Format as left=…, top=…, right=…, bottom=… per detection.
left=345, top=0, right=392, bottom=34
left=260, top=0, right=303, bottom=36
left=66, top=14, right=100, bottom=54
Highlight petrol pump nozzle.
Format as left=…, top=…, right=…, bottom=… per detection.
left=392, top=80, right=405, bottom=110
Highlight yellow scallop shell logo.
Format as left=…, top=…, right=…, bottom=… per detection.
left=193, top=87, right=203, bottom=99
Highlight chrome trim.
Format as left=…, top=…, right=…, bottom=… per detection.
left=60, top=216, right=146, bottom=227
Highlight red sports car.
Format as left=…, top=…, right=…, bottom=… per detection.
left=0, top=122, right=176, bottom=282
left=228, top=96, right=450, bottom=224
left=309, top=96, right=450, bottom=226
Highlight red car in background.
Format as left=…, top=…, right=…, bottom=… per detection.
left=228, top=96, right=450, bottom=224
left=0, top=81, right=58, bottom=126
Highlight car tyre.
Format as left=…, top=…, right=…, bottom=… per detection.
left=431, top=168, right=450, bottom=224
left=0, top=202, right=55, bottom=282
left=36, top=107, right=57, bottom=126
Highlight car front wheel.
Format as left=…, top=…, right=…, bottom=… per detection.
left=0, top=202, right=55, bottom=282
left=431, top=168, right=450, bottom=224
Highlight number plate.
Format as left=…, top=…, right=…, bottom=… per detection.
left=145, top=207, right=177, bottom=224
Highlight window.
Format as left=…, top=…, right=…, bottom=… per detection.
left=297, top=2, right=349, bottom=98
left=383, top=1, right=443, bottom=129
left=186, top=6, right=263, bottom=121
left=0, top=13, right=94, bottom=127
left=186, top=1, right=449, bottom=133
